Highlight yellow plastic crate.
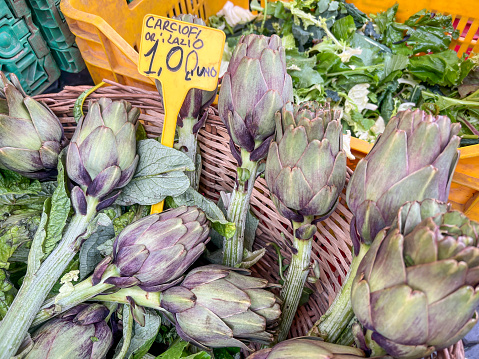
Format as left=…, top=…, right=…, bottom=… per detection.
left=60, top=0, right=248, bottom=90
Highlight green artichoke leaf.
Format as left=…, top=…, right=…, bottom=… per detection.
left=116, top=140, right=194, bottom=206
left=42, top=151, right=71, bottom=256
left=155, top=339, right=212, bottom=359
left=0, top=270, right=15, bottom=320
left=115, top=306, right=161, bottom=359
left=26, top=200, right=48, bottom=278
left=0, top=169, right=43, bottom=207
left=166, top=187, right=236, bottom=239
left=0, top=211, right=41, bottom=270
left=78, top=213, right=115, bottom=280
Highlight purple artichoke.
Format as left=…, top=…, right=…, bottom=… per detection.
left=92, top=206, right=210, bottom=291
left=160, top=265, right=281, bottom=350
left=23, top=303, right=112, bottom=359
left=66, top=98, right=140, bottom=214
left=351, top=200, right=479, bottom=358
left=247, top=337, right=366, bottom=359
left=265, top=101, right=346, bottom=231
left=346, top=109, right=460, bottom=253
left=218, top=34, right=293, bottom=164
left=0, top=72, right=67, bottom=180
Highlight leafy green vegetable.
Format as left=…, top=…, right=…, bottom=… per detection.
left=408, top=50, right=472, bottom=87
left=116, top=307, right=161, bottom=359
left=209, top=1, right=479, bottom=141
left=116, top=140, right=194, bottom=206
left=332, top=15, right=356, bottom=41
left=42, top=152, right=71, bottom=256
left=155, top=340, right=212, bottom=359
left=0, top=270, right=15, bottom=319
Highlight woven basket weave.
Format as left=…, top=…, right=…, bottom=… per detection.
left=33, top=82, right=465, bottom=359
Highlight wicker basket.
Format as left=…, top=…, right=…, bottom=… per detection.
left=33, top=82, right=466, bottom=359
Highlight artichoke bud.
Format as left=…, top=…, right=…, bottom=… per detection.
left=22, top=303, right=112, bottom=359
left=265, top=101, right=346, bottom=225
left=218, top=34, right=293, bottom=164
left=351, top=205, right=479, bottom=359
left=161, top=264, right=281, bottom=350
left=66, top=98, right=140, bottom=213
left=346, top=109, right=461, bottom=252
left=247, top=337, right=366, bottom=358
left=0, top=72, right=67, bottom=180
left=92, top=206, right=210, bottom=292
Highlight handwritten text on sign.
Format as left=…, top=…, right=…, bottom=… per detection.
left=138, top=15, right=225, bottom=91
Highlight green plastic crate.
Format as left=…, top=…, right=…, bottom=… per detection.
left=0, top=0, right=60, bottom=94
left=0, top=49, right=60, bottom=95
left=1, top=0, right=49, bottom=58
left=27, top=0, right=75, bottom=49
left=50, top=43, right=85, bottom=72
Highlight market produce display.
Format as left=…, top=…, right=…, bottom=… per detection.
left=0, top=0, right=478, bottom=357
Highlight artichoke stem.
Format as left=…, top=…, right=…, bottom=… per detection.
left=277, top=218, right=314, bottom=342
left=32, top=265, right=119, bottom=327
left=95, top=286, right=162, bottom=310
left=115, top=305, right=134, bottom=359
left=308, top=243, right=369, bottom=344
left=177, top=117, right=201, bottom=190
left=0, top=197, right=99, bottom=359
left=223, top=151, right=259, bottom=267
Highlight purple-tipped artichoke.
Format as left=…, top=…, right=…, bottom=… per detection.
left=351, top=200, right=479, bottom=358
left=265, top=101, right=346, bottom=235
left=218, top=34, right=293, bottom=164
left=92, top=206, right=210, bottom=292
left=23, top=303, right=112, bottom=359
left=346, top=109, right=460, bottom=252
left=160, top=265, right=281, bottom=350
left=66, top=98, right=140, bottom=214
left=247, top=337, right=366, bottom=359
left=0, top=72, right=67, bottom=180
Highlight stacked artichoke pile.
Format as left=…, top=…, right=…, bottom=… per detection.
left=0, top=26, right=477, bottom=359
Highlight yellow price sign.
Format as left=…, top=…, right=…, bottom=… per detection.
left=138, top=15, right=225, bottom=213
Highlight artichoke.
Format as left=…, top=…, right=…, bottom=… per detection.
left=351, top=200, right=479, bottom=358
left=67, top=98, right=140, bottom=214
left=265, top=101, right=346, bottom=227
left=218, top=34, right=293, bottom=164
left=217, top=33, right=293, bottom=267
left=92, top=206, right=210, bottom=291
left=160, top=264, right=281, bottom=350
left=22, top=303, right=112, bottom=359
left=0, top=72, right=67, bottom=180
left=247, top=337, right=366, bottom=359
left=346, top=109, right=460, bottom=251
left=265, top=101, right=346, bottom=342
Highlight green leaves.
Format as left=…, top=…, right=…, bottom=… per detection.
left=156, top=340, right=212, bottom=359
left=332, top=15, right=356, bottom=41
left=408, top=50, right=473, bottom=87
left=78, top=213, right=115, bottom=279
left=42, top=152, right=71, bottom=256
left=117, top=140, right=194, bottom=206
left=0, top=169, right=43, bottom=207
left=116, top=307, right=161, bottom=359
